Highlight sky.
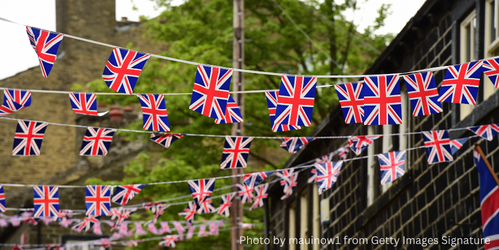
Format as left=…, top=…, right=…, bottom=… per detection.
left=0, top=0, right=426, bottom=80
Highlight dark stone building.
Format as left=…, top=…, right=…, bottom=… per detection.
left=267, top=0, right=499, bottom=249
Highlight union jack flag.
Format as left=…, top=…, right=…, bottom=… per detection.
left=12, top=120, right=48, bottom=156
left=0, top=186, right=6, bottom=212
left=315, top=161, right=343, bottom=195
left=79, top=127, right=116, bottom=156
left=110, top=207, right=136, bottom=226
left=468, top=124, right=499, bottom=141
left=336, top=144, right=350, bottom=160
left=33, top=186, right=59, bottom=217
left=69, top=93, right=107, bottom=116
left=403, top=72, right=442, bottom=116
left=209, top=221, right=221, bottom=236
left=198, top=224, right=210, bottom=237
left=125, top=240, right=140, bottom=247
left=146, top=222, right=160, bottom=235
left=72, top=216, right=98, bottom=232
left=335, top=82, right=364, bottom=123
left=53, top=209, right=72, bottom=221
left=438, top=61, right=483, bottom=105
left=315, top=152, right=335, bottom=164
left=150, top=133, right=183, bottom=149
left=189, top=65, right=232, bottom=119
left=159, top=235, right=179, bottom=248
left=95, top=238, right=111, bottom=248
left=348, top=135, right=381, bottom=156
left=215, top=95, right=243, bottom=124
left=483, top=57, right=499, bottom=88
left=220, top=137, right=253, bottom=169
left=133, top=221, right=147, bottom=236
left=138, top=94, right=170, bottom=131
left=423, top=130, right=453, bottom=164
left=102, top=48, right=150, bottom=94
left=216, top=193, right=235, bottom=217
left=265, top=90, right=300, bottom=132
left=308, top=168, right=318, bottom=183
left=236, top=184, right=254, bottom=203
left=179, top=201, right=197, bottom=223
left=186, top=224, right=196, bottom=239
left=450, top=137, right=469, bottom=155
left=0, top=89, right=32, bottom=116
left=92, top=221, right=102, bottom=235
left=243, top=171, right=274, bottom=188
left=276, top=169, right=298, bottom=200
left=112, top=184, right=146, bottom=205
left=197, top=198, right=215, bottom=214
left=188, top=178, right=215, bottom=204
left=143, top=202, right=170, bottom=223
left=240, top=223, right=255, bottom=229
left=26, top=26, right=63, bottom=78
left=250, top=183, right=269, bottom=210
left=274, top=75, right=317, bottom=127
left=85, top=185, right=111, bottom=216
left=280, top=137, right=315, bottom=154
left=172, top=221, right=185, bottom=237
left=474, top=147, right=499, bottom=249
left=363, top=74, right=402, bottom=125
left=378, top=150, right=406, bottom=185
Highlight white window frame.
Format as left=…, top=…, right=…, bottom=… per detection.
left=460, top=10, right=477, bottom=119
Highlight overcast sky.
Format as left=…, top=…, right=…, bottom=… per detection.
left=0, top=0, right=426, bottom=80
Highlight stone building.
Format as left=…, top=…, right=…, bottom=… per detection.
left=267, top=0, right=499, bottom=249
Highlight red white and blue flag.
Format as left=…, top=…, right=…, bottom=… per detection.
left=315, top=161, right=342, bottom=195
left=72, top=216, right=98, bottom=232
left=85, top=185, right=111, bottom=216
left=79, top=127, right=116, bottom=156
left=220, top=137, right=253, bottom=169
left=159, top=235, right=179, bottom=248
left=423, top=130, right=453, bottom=164
left=102, top=48, right=150, bottom=94
left=0, top=89, right=32, bottom=116
left=112, top=184, right=147, bottom=206
left=363, top=74, right=402, bottom=125
left=189, top=65, right=232, bottom=120
left=150, top=133, right=183, bottom=149
left=450, top=138, right=469, bottom=154
left=250, top=183, right=269, bottom=210
left=348, top=135, right=381, bottom=156
left=237, top=184, right=254, bottom=204
left=138, top=94, right=170, bottom=131
left=69, top=93, right=107, bottom=116
left=110, top=207, right=136, bottom=226
left=280, top=137, right=315, bottom=154
left=336, top=144, right=350, bottom=160
left=144, top=202, right=170, bottom=223
left=243, top=171, right=274, bottom=188
left=378, top=150, right=406, bottom=185
left=216, top=193, right=235, bottom=217
left=483, top=57, right=499, bottom=88
left=335, top=82, right=364, bottom=124
left=274, top=75, right=317, bottom=127
left=315, top=152, right=335, bottom=164
left=276, top=169, right=298, bottom=200
left=160, top=221, right=171, bottom=234
left=26, top=27, right=63, bottom=78
left=0, top=186, right=5, bottom=212
left=403, top=72, right=442, bottom=116
left=188, top=178, right=215, bottom=204
left=215, top=95, right=243, bottom=124
left=179, top=201, right=197, bottom=223
left=308, top=168, right=318, bottom=183
left=438, top=61, right=483, bottom=105
left=265, top=90, right=300, bottom=132
left=468, top=124, right=499, bottom=141
left=33, top=186, right=59, bottom=218
left=196, top=198, right=215, bottom=214
left=12, top=120, right=48, bottom=156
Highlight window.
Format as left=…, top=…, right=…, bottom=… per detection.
left=485, top=0, right=499, bottom=100
left=460, top=11, right=477, bottom=119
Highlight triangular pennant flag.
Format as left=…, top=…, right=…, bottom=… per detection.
left=483, top=57, right=499, bottom=88
left=336, top=144, right=350, bottom=160
left=450, top=138, right=469, bottom=154
left=186, top=224, right=196, bottom=239
left=215, top=95, right=243, bottom=124
left=315, top=152, right=335, bottom=164
left=220, top=136, right=253, bottom=169
left=112, top=184, right=147, bottom=206
left=209, top=221, right=220, bottom=236
left=26, top=26, right=63, bottom=78
left=308, top=168, right=317, bottom=183
left=102, top=48, right=150, bottom=94
left=198, top=224, right=210, bottom=237
left=92, top=221, right=102, bottom=235
left=72, top=216, right=99, bottom=232
left=143, top=202, right=170, bottom=223
left=134, top=221, right=147, bottom=236
left=188, top=178, right=215, bottom=204
left=334, top=81, right=364, bottom=124
left=85, top=185, right=111, bottom=216
left=315, top=161, right=343, bottom=195
left=79, top=127, right=116, bottom=156
left=69, top=93, right=108, bottom=116
left=138, top=94, right=170, bottom=131
left=110, top=207, right=136, bottom=227
left=467, top=124, right=499, bottom=141
left=33, top=186, right=59, bottom=218
left=189, top=65, right=232, bottom=119
left=12, top=120, right=48, bottom=156
left=236, top=184, right=254, bottom=204
left=179, top=201, right=197, bottom=223
left=159, top=235, right=179, bottom=248
left=403, top=72, right=442, bottom=116
left=216, top=193, right=235, bottom=217
left=264, top=90, right=300, bottom=132
left=250, top=184, right=269, bottom=210
left=378, top=150, right=406, bottom=185
left=146, top=222, right=160, bottom=235
left=437, top=61, right=483, bottom=105
left=363, top=74, right=402, bottom=125
left=280, top=137, right=315, bottom=154
left=197, top=198, right=216, bottom=214
left=348, top=135, right=381, bottom=155
left=150, top=133, right=183, bottom=149
left=276, top=169, right=298, bottom=200
left=0, top=186, right=6, bottom=212
left=423, top=130, right=453, bottom=164
left=243, top=171, right=274, bottom=188
left=274, top=75, right=317, bottom=127
left=0, top=89, right=32, bottom=116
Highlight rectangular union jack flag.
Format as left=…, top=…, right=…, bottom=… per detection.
left=243, top=171, right=274, bottom=188
left=80, top=127, right=116, bottom=156
left=265, top=90, right=301, bottom=132
left=348, top=135, right=381, bottom=156
left=315, top=161, right=343, bottom=195
left=403, top=72, right=442, bottom=116
left=178, top=201, right=197, bottom=223
left=26, top=26, right=63, bottom=78
left=363, top=74, right=402, bottom=125
left=112, top=184, right=147, bottom=205
left=196, top=198, right=215, bottom=214
left=483, top=57, right=499, bottom=88
left=335, top=82, right=364, bottom=124
left=160, top=221, right=171, bottom=234
left=450, top=137, right=469, bottom=155
left=280, top=137, right=315, bottom=154
left=276, top=169, right=298, bottom=200
left=189, top=65, right=232, bottom=120
left=85, top=185, right=111, bottom=216
left=2, top=89, right=32, bottom=112
left=160, top=235, right=179, bottom=248
left=220, top=136, right=253, bottom=169
left=250, top=183, right=269, bottom=210
left=138, top=94, right=170, bottom=131
left=102, top=48, right=150, bottom=94
left=12, top=120, right=48, bottom=156
left=33, top=186, right=59, bottom=218
left=0, top=186, right=6, bottom=212
left=69, top=93, right=107, bottom=116
left=216, top=193, right=235, bottom=217
left=468, top=124, right=499, bottom=141
left=423, top=130, right=453, bottom=164
left=274, top=75, right=317, bottom=127
left=438, top=61, right=483, bottom=105
left=215, top=95, right=243, bottom=124
left=237, top=184, right=254, bottom=204
left=188, top=178, right=215, bottom=204
left=150, top=133, right=183, bottom=149
left=378, top=150, right=406, bottom=185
